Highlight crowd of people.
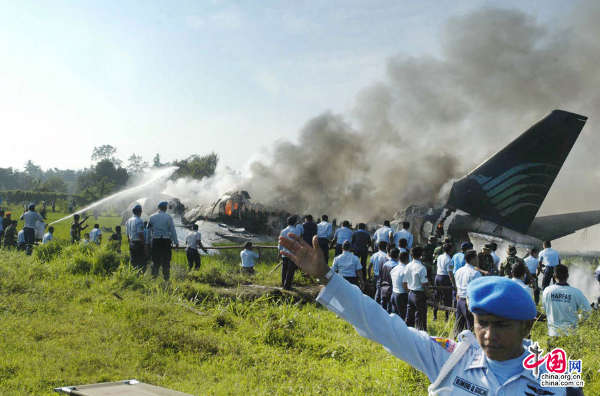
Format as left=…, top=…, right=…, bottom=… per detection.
left=278, top=221, right=596, bottom=396
left=278, top=216, right=595, bottom=340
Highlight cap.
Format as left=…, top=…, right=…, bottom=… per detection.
left=133, top=204, right=142, bottom=213
left=507, top=245, right=517, bottom=254
left=461, top=242, right=473, bottom=250
left=467, top=276, right=536, bottom=320
left=158, top=201, right=168, bottom=209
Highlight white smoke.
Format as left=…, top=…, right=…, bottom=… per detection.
left=567, top=261, right=600, bottom=304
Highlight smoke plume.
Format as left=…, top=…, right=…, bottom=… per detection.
left=233, top=3, right=600, bottom=235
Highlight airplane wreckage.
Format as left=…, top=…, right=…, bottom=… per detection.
left=397, top=109, right=600, bottom=250
left=124, top=110, right=600, bottom=251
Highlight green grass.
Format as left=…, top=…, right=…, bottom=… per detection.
left=1, top=207, right=599, bottom=395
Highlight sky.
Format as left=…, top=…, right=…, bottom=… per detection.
left=0, top=0, right=576, bottom=171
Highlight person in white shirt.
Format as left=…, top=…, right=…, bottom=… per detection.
left=240, top=241, right=260, bottom=274
left=542, top=264, right=591, bottom=337
left=511, top=261, right=534, bottom=301
left=373, top=220, right=392, bottom=251
left=539, top=240, right=560, bottom=290
left=453, top=250, right=482, bottom=333
left=391, top=221, right=413, bottom=249
left=524, top=247, right=541, bottom=304
left=185, top=224, right=208, bottom=270
left=402, top=246, right=429, bottom=331
left=17, top=228, right=25, bottom=250
left=42, top=226, right=54, bottom=244
left=279, top=216, right=299, bottom=290
left=81, top=233, right=90, bottom=245
left=390, top=251, right=409, bottom=319
left=331, top=241, right=364, bottom=288
left=89, top=224, right=102, bottom=245
left=126, top=204, right=146, bottom=272
left=434, top=243, right=455, bottom=321
left=489, top=242, right=500, bottom=273
left=316, top=214, right=332, bottom=262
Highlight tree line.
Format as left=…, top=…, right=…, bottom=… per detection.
left=0, top=145, right=218, bottom=203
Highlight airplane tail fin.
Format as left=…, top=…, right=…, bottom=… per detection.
left=446, top=110, right=587, bottom=234
left=527, top=210, right=600, bottom=241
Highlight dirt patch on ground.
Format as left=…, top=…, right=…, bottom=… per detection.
left=213, top=284, right=323, bottom=304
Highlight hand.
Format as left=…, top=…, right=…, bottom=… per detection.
left=279, top=233, right=329, bottom=278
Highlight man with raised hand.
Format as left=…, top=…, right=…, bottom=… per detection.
left=278, top=233, right=567, bottom=395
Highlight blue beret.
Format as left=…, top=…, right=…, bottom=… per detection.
left=461, top=242, right=473, bottom=250
left=158, top=201, right=168, bottom=209
left=467, top=276, right=536, bottom=320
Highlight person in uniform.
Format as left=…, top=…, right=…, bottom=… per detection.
left=147, top=201, right=179, bottom=280
left=126, top=205, right=147, bottom=273
left=278, top=234, right=569, bottom=395
left=422, top=236, right=437, bottom=284
left=453, top=250, right=482, bottom=333
left=316, top=215, right=332, bottom=263
left=433, top=237, right=451, bottom=267
left=524, top=247, right=541, bottom=304
left=331, top=241, right=364, bottom=288
left=542, top=264, right=591, bottom=337
left=301, top=215, right=318, bottom=247
left=20, top=203, right=43, bottom=255
left=185, top=224, right=208, bottom=270
left=373, top=220, right=392, bottom=252
left=539, top=240, right=561, bottom=290
left=330, top=220, right=353, bottom=256
left=70, top=213, right=89, bottom=243
left=390, top=251, right=409, bottom=319
left=403, top=246, right=429, bottom=331
left=489, top=242, right=500, bottom=274
left=368, top=241, right=389, bottom=303
left=351, top=223, right=371, bottom=280
left=379, top=248, right=400, bottom=312
left=42, top=226, right=54, bottom=244
left=240, top=241, right=259, bottom=274
left=433, top=243, right=454, bottom=321
left=451, top=242, right=471, bottom=273
left=477, top=245, right=494, bottom=275
left=499, top=246, right=524, bottom=278
left=511, top=261, right=534, bottom=300
left=279, top=216, right=299, bottom=290
left=17, top=228, right=25, bottom=250
left=391, top=221, right=413, bottom=249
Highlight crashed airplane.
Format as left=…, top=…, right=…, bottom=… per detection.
left=397, top=110, right=599, bottom=249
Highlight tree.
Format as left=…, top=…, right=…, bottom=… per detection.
left=172, top=153, right=218, bottom=180
left=152, top=153, right=163, bottom=168
left=77, top=159, right=129, bottom=201
left=127, top=154, right=149, bottom=175
left=37, top=176, right=68, bottom=193
left=24, top=160, right=43, bottom=178
left=91, top=145, right=122, bottom=166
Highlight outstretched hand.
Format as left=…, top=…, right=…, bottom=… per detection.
left=279, top=233, right=329, bottom=278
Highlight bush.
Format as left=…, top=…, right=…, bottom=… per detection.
left=91, top=248, right=123, bottom=275
left=34, top=240, right=64, bottom=263
left=67, top=253, right=93, bottom=275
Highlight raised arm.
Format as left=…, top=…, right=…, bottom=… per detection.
left=279, top=234, right=450, bottom=381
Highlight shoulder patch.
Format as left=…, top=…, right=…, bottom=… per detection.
left=430, top=337, right=456, bottom=352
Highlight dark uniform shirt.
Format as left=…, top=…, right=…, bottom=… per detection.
left=301, top=221, right=318, bottom=246
left=500, top=255, right=525, bottom=278
left=477, top=252, right=495, bottom=274
left=352, top=229, right=372, bottom=254
left=3, top=224, right=16, bottom=247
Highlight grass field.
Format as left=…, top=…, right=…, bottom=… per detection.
left=1, top=206, right=599, bottom=395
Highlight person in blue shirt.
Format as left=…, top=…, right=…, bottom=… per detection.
left=277, top=234, right=571, bottom=396
left=240, top=241, right=260, bottom=275
left=452, top=242, right=471, bottom=273
left=316, top=214, right=333, bottom=263
left=42, top=226, right=54, bottom=244
left=373, top=220, right=392, bottom=252
left=391, top=221, right=413, bottom=249
left=126, top=205, right=146, bottom=273
left=330, top=220, right=353, bottom=256
left=368, top=241, right=389, bottom=303
left=379, top=248, right=400, bottom=312
left=331, top=241, right=364, bottom=288
left=147, top=201, right=179, bottom=281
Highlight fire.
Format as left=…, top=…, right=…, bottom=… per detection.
left=225, top=200, right=232, bottom=216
